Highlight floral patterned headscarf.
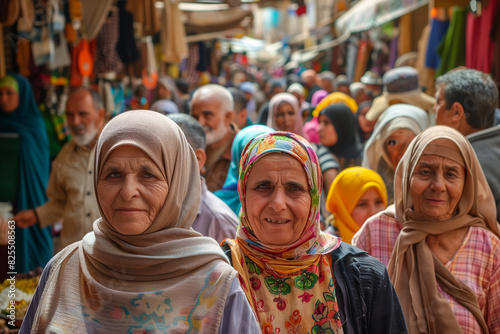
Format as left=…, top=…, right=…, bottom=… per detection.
left=224, top=132, right=343, bottom=334
left=235, top=132, right=341, bottom=273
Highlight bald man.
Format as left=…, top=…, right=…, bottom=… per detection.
left=301, top=69, right=321, bottom=103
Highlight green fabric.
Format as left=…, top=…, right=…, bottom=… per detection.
left=436, top=7, right=467, bottom=77
left=0, top=75, right=19, bottom=92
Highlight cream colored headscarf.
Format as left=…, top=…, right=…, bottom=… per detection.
left=32, top=110, right=236, bottom=333
left=387, top=125, right=500, bottom=334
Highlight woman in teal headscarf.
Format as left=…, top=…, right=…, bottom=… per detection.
left=0, top=74, right=53, bottom=274
left=215, top=125, right=274, bottom=215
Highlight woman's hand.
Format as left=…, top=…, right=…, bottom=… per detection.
left=14, top=209, right=38, bottom=228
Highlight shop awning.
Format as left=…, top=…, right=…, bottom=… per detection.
left=335, top=0, right=429, bottom=36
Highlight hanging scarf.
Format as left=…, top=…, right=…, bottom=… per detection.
left=32, top=110, right=236, bottom=333
left=214, top=124, right=274, bottom=215
left=224, top=132, right=343, bottom=334
left=387, top=125, right=500, bottom=334
left=326, top=167, right=387, bottom=244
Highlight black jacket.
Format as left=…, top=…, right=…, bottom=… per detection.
left=331, top=243, right=407, bottom=334
left=222, top=242, right=408, bottom=334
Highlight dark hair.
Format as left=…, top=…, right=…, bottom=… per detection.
left=228, top=87, right=247, bottom=115
left=70, top=86, right=104, bottom=111
left=175, top=78, right=189, bottom=95
left=436, top=69, right=498, bottom=129
left=167, top=113, right=206, bottom=150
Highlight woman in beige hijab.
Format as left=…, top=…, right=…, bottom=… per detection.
left=20, top=110, right=260, bottom=333
left=354, top=126, right=500, bottom=333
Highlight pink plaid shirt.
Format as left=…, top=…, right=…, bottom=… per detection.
left=353, top=212, right=500, bottom=333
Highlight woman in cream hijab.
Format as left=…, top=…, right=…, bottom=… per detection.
left=354, top=126, right=500, bottom=333
left=21, top=110, right=260, bottom=333
left=363, top=104, right=429, bottom=204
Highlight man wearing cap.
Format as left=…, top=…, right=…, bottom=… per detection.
left=360, top=71, right=382, bottom=97
left=364, top=66, right=436, bottom=124
left=434, top=68, right=500, bottom=221
left=190, top=84, right=237, bottom=192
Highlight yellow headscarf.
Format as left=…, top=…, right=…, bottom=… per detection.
left=312, top=92, right=358, bottom=117
left=326, top=167, right=387, bottom=244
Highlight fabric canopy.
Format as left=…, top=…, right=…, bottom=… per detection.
left=335, top=0, right=429, bottom=36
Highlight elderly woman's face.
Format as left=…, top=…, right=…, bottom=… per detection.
left=97, top=145, right=169, bottom=235
left=274, top=102, right=297, bottom=133
left=385, top=129, right=416, bottom=169
left=410, top=154, right=465, bottom=220
left=245, top=153, right=311, bottom=245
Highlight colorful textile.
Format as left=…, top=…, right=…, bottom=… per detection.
left=354, top=213, right=500, bottom=334
left=215, top=125, right=274, bottom=215
left=0, top=74, right=52, bottom=273
left=435, top=7, right=467, bottom=77
left=31, top=110, right=236, bottom=333
left=466, top=0, right=500, bottom=73
left=388, top=126, right=500, bottom=334
left=352, top=209, right=402, bottom=266
left=326, top=167, right=387, bottom=244
left=312, top=92, right=357, bottom=118
left=425, top=18, right=450, bottom=69
left=225, top=131, right=343, bottom=333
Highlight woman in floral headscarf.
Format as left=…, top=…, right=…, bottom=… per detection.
left=222, top=131, right=407, bottom=334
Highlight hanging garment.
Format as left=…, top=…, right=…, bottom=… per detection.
left=466, top=0, right=500, bottom=73
left=436, top=7, right=467, bottom=77
left=425, top=18, right=450, bottom=69
left=95, top=8, right=123, bottom=74
left=115, top=1, right=139, bottom=64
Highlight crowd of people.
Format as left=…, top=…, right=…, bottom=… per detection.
left=1, top=61, right=500, bottom=333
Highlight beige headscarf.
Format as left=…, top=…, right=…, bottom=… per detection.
left=387, top=125, right=500, bottom=334
left=32, top=110, right=236, bottom=333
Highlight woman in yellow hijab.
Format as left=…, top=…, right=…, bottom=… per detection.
left=326, top=167, right=387, bottom=244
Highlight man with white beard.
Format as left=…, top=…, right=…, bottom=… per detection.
left=15, top=87, right=105, bottom=251
left=190, top=84, right=237, bottom=192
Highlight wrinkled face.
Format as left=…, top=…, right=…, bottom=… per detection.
left=97, top=145, right=169, bottom=235
left=318, top=114, right=338, bottom=147
left=385, top=128, right=416, bottom=169
left=410, top=154, right=465, bottom=220
left=66, top=90, right=104, bottom=146
left=350, top=188, right=385, bottom=227
left=191, top=97, right=229, bottom=146
left=0, top=86, right=19, bottom=113
left=434, top=84, right=453, bottom=127
left=358, top=105, right=376, bottom=133
left=245, top=153, right=311, bottom=245
left=274, top=102, right=297, bottom=132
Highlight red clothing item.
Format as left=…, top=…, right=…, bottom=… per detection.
left=466, top=0, right=500, bottom=73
